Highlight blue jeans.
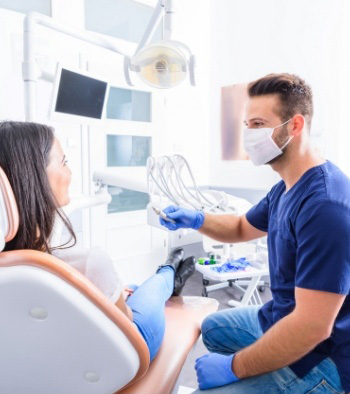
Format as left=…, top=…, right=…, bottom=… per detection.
left=193, top=306, right=345, bottom=393
left=126, top=266, right=174, bottom=361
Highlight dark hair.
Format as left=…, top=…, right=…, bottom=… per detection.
left=0, top=121, right=76, bottom=252
left=248, top=73, right=313, bottom=129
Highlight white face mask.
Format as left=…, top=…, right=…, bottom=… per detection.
left=243, top=118, right=293, bottom=166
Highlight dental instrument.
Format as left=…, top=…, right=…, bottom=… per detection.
left=152, top=206, right=176, bottom=224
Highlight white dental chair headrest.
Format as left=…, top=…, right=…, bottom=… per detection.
left=0, top=167, right=19, bottom=251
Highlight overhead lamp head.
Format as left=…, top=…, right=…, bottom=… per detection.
left=133, top=42, right=186, bottom=89
left=126, top=41, right=195, bottom=89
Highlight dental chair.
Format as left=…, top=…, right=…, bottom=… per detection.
left=0, top=167, right=218, bottom=394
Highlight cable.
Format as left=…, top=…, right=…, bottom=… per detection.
left=148, top=162, right=179, bottom=204
left=147, top=154, right=233, bottom=213
left=156, top=159, right=181, bottom=205
left=169, top=155, right=204, bottom=208
left=164, top=156, right=200, bottom=209
left=173, top=155, right=218, bottom=209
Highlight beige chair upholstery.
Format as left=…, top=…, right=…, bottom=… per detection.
left=0, top=167, right=19, bottom=246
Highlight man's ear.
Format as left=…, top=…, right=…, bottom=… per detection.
left=290, top=115, right=305, bottom=137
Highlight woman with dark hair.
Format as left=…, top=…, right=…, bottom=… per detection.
left=0, top=120, right=195, bottom=361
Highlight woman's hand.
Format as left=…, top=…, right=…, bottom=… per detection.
left=123, top=287, right=134, bottom=300
left=115, top=293, right=134, bottom=321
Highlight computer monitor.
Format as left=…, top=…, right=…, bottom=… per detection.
left=49, top=65, right=109, bottom=123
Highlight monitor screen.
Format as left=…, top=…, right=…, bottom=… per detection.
left=54, top=69, right=108, bottom=119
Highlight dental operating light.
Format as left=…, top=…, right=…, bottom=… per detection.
left=23, top=0, right=195, bottom=120
left=124, top=0, right=196, bottom=88
left=128, top=42, right=188, bottom=88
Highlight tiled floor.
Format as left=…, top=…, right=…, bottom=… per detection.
left=177, top=266, right=272, bottom=390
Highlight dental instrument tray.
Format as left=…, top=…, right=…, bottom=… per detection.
left=196, top=258, right=268, bottom=282
left=196, top=256, right=269, bottom=306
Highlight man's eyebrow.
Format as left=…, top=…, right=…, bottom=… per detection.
left=248, top=117, right=268, bottom=122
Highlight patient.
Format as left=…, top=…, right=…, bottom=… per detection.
left=0, top=120, right=195, bottom=361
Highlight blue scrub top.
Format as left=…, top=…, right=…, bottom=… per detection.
left=246, top=161, right=350, bottom=391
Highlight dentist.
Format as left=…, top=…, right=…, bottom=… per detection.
left=161, top=74, right=350, bottom=393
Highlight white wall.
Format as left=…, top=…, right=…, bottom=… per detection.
left=338, top=0, right=350, bottom=176
left=209, top=0, right=346, bottom=190
left=157, top=0, right=212, bottom=186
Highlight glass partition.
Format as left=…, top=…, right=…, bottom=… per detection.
left=107, top=134, right=151, bottom=212
left=0, top=0, right=51, bottom=15
left=107, top=87, right=151, bottom=122
left=85, top=0, right=162, bottom=43
left=108, top=186, right=149, bottom=214
left=107, top=135, right=151, bottom=167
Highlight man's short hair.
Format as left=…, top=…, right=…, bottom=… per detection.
left=248, top=73, right=313, bottom=129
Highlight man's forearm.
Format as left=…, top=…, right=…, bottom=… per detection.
left=232, top=312, right=328, bottom=378
left=199, top=213, right=242, bottom=243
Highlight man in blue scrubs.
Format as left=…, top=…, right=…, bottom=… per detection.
left=160, top=74, right=350, bottom=393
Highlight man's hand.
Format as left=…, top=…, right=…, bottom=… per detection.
left=159, top=205, right=205, bottom=231
left=195, top=353, right=239, bottom=390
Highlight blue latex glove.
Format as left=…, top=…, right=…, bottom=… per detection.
left=195, top=353, right=239, bottom=390
left=159, top=205, right=205, bottom=231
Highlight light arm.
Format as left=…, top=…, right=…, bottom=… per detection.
left=134, top=0, right=165, bottom=55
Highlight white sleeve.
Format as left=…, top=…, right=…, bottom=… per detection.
left=84, top=246, right=124, bottom=303
left=52, top=247, right=88, bottom=276
left=52, top=246, right=123, bottom=303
